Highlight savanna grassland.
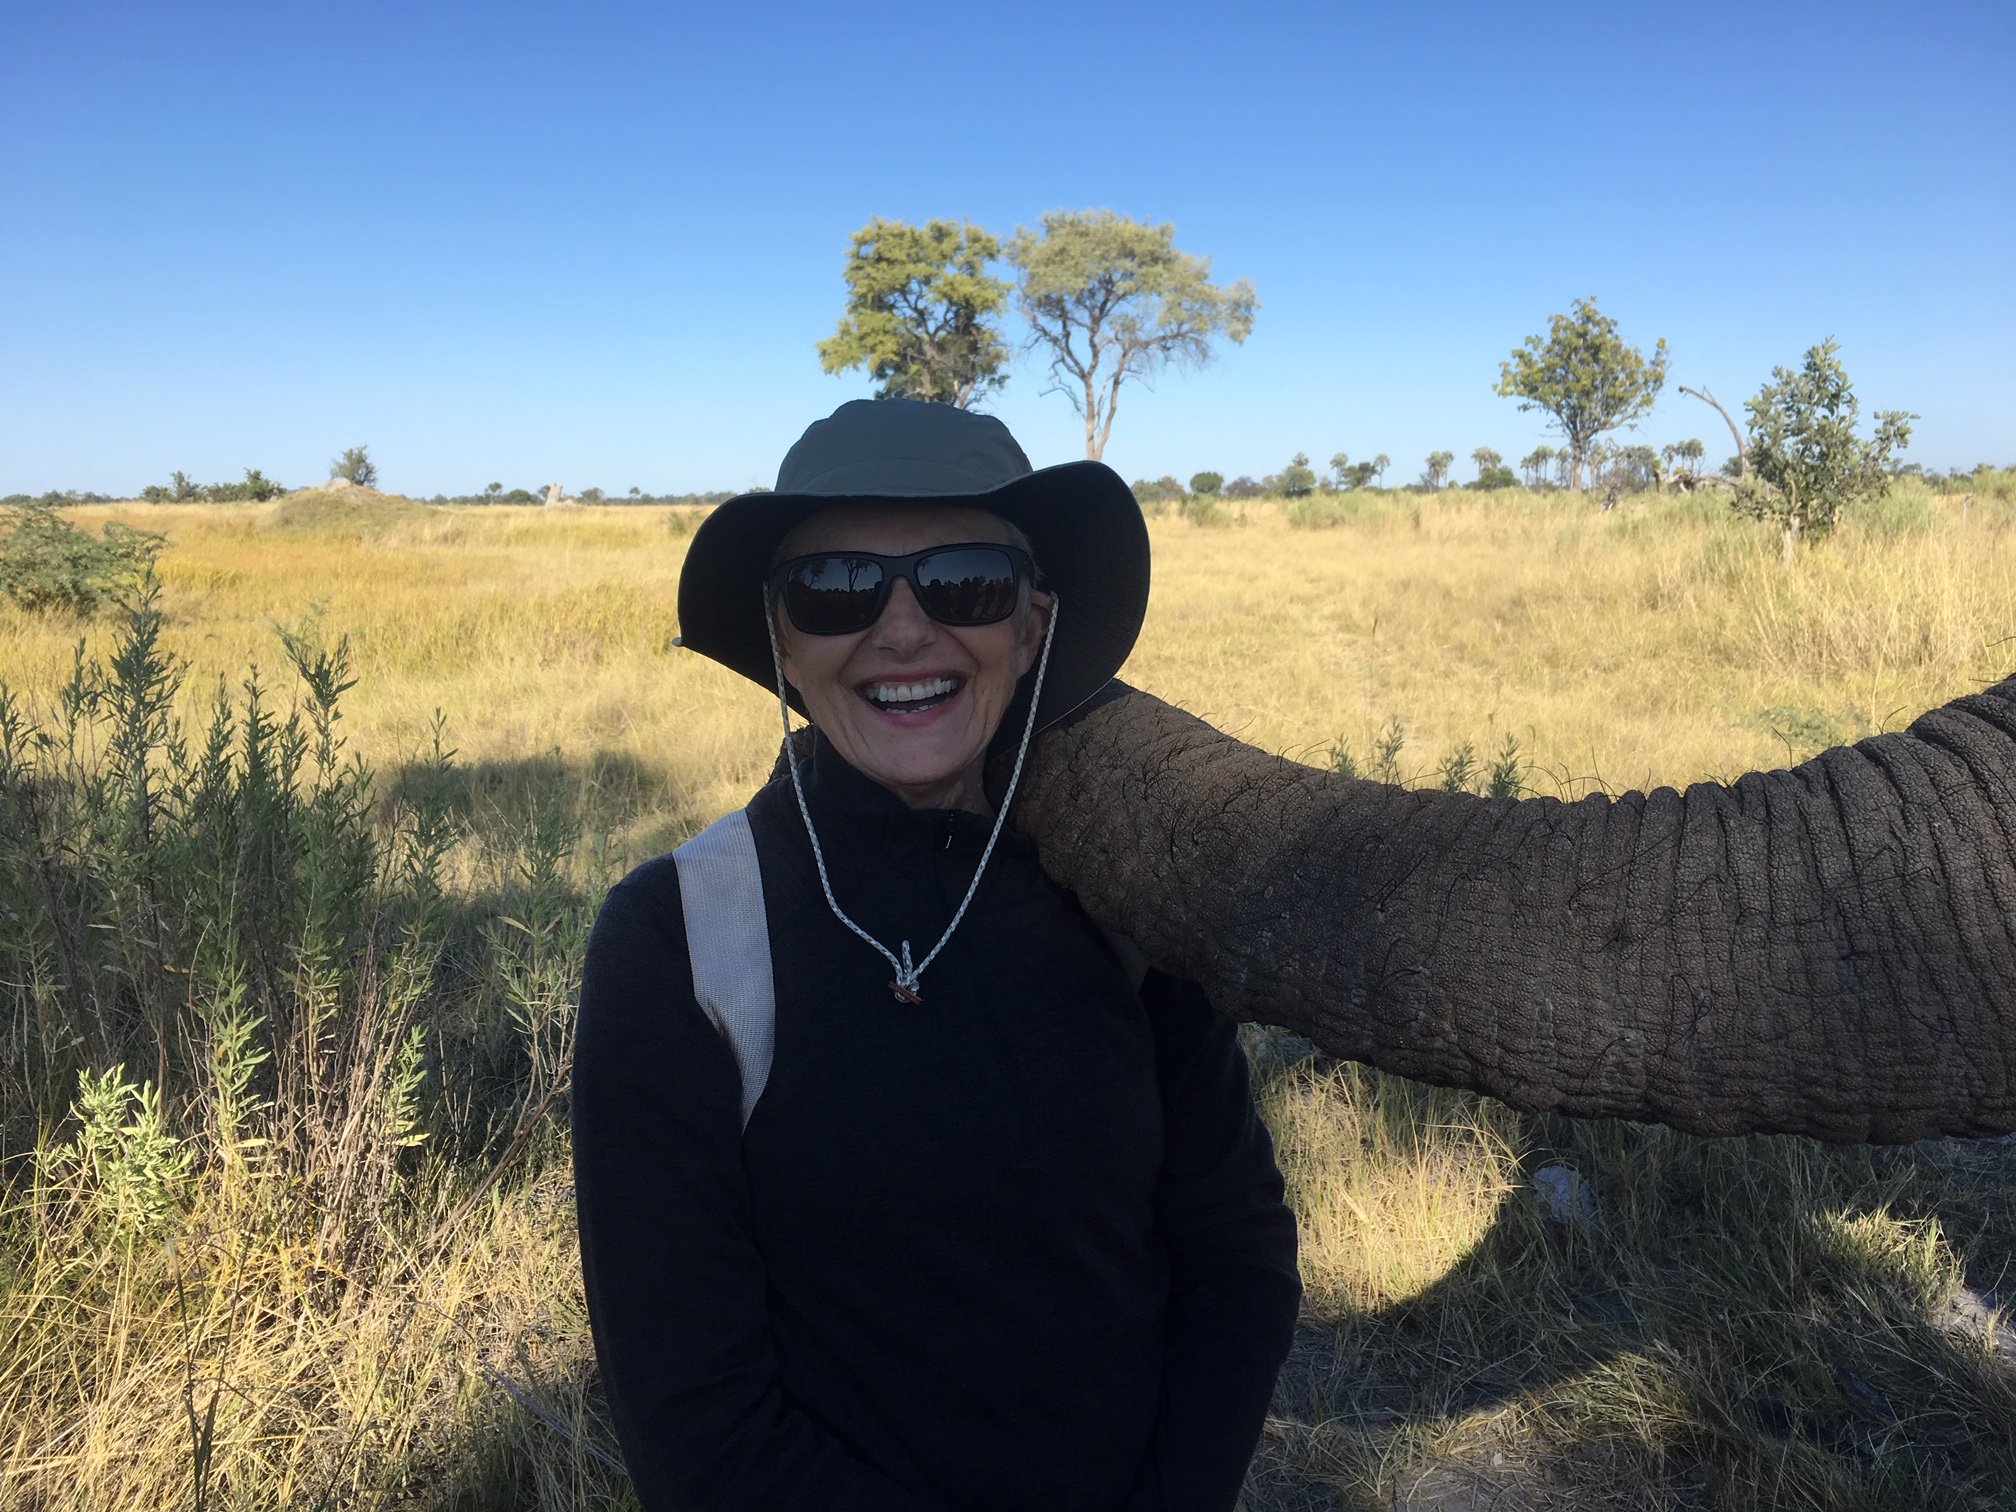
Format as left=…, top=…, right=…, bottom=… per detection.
left=3, top=480, right=2014, bottom=1510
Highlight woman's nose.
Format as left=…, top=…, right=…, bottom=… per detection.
left=872, top=576, right=937, bottom=648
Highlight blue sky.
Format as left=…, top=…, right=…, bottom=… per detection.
left=4, top=0, right=2011, bottom=495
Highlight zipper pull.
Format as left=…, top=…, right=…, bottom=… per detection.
left=941, top=811, right=956, bottom=851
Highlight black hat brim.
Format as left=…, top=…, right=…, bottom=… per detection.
left=676, top=459, right=1149, bottom=735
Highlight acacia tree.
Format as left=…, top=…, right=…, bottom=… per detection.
left=817, top=218, right=1010, bottom=407
left=1007, top=211, right=1256, bottom=460
left=1736, top=339, right=1914, bottom=565
left=1496, top=297, right=1668, bottom=491
left=331, top=446, right=377, bottom=487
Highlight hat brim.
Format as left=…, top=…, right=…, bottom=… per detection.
left=676, top=459, right=1149, bottom=736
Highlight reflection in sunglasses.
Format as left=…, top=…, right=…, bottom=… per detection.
left=778, top=546, right=1027, bottom=634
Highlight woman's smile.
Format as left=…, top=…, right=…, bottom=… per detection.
left=775, top=501, right=1049, bottom=813
left=858, top=672, right=965, bottom=716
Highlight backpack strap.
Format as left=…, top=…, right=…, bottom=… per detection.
left=672, top=808, right=775, bottom=1130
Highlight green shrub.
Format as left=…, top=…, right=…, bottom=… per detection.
left=0, top=591, right=592, bottom=1197
left=1189, top=471, right=1223, bottom=496
left=0, top=503, right=165, bottom=615
left=1179, top=492, right=1229, bottom=526
left=37, top=1067, right=194, bottom=1238
left=1288, top=495, right=1348, bottom=528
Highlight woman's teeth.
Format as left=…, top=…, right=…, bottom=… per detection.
left=864, top=676, right=961, bottom=709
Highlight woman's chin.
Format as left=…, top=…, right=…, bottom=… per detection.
left=839, top=717, right=990, bottom=808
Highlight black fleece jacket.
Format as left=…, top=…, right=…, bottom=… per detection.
left=572, top=734, right=1301, bottom=1511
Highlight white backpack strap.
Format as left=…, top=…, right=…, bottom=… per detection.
left=672, top=809, right=775, bottom=1130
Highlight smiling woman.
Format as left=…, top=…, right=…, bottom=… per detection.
left=571, top=400, right=1302, bottom=1512
left=770, top=510, right=1051, bottom=812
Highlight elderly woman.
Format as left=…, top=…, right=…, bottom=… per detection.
left=572, top=399, right=1301, bottom=1512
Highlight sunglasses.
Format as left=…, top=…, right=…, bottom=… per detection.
left=770, top=543, right=1037, bottom=636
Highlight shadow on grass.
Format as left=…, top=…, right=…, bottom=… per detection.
left=425, top=1357, right=639, bottom=1512
left=378, top=749, right=693, bottom=847
left=1250, top=1074, right=2016, bottom=1511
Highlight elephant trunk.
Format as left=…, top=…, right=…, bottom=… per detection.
left=1012, top=677, right=2016, bottom=1143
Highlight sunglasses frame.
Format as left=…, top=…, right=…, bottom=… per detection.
left=769, top=542, right=1038, bottom=637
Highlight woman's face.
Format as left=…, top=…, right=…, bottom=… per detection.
left=774, top=502, right=1051, bottom=814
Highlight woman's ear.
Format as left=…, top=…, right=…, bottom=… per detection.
left=1016, top=587, right=1054, bottom=677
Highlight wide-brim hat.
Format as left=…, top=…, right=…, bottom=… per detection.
left=676, top=398, right=1150, bottom=735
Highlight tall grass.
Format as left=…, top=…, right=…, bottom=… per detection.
left=1, top=484, right=2011, bottom=1508
left=0, top=590, right=632, bottom=1508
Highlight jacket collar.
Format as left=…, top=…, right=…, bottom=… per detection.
left=796, top=728, right=1030, bottom=861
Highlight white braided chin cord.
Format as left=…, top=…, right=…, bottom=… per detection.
left=763, top=585, right=1060, bottom=1004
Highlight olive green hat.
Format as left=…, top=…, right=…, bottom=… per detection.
left=676, top=399, right=1150, bottom=731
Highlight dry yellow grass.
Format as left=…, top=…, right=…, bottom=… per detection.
left=9, top=486, right=2008, bottom=841
left=3, top=483, right=2012, bottom=1510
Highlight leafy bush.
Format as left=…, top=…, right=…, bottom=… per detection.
left=1468, top=466, right=1519, bottom=490
left=140, top=467, right=286, bottom=503
left=1221, top=475, right=1263, bottom=500
left=0, top=503, right=165, bottom=615
left=1189, top=471, right=1223, bottom=496
left=0, top=597, right=602, bottom=1498
left=209, top=467, right=285, bottom=502
left=39, top=1067, right=194, bottom=1238
left=1288, top=495, right=1351, bottom=528
left=1735, top=340, right=1913, bottom=556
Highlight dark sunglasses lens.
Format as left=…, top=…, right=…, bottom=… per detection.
left=913, top=548, right=1021, bottom=625
left=782, top=556, right=886, bottom=634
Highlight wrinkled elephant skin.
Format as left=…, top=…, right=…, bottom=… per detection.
left=1011, top=676, right=2016, bottom=1144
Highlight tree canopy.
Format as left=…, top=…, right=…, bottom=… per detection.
left=1736, top=339, right=1913, bottom=561
left=1495, top=298, right=1668, bottom=490
left=817, top=218, right=1010, bottom=408
left=1007, top=210, right=1256, bottom=460
left=1276, top=452, right=1317, bottom=497
left=331, top=446, right=377, bottom=488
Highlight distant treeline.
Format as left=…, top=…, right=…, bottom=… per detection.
left=3, top=490, right=125, bottom=508
left=426, top=486, right=740, bottom=506
left=3, top=481, right=742, bottom=509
